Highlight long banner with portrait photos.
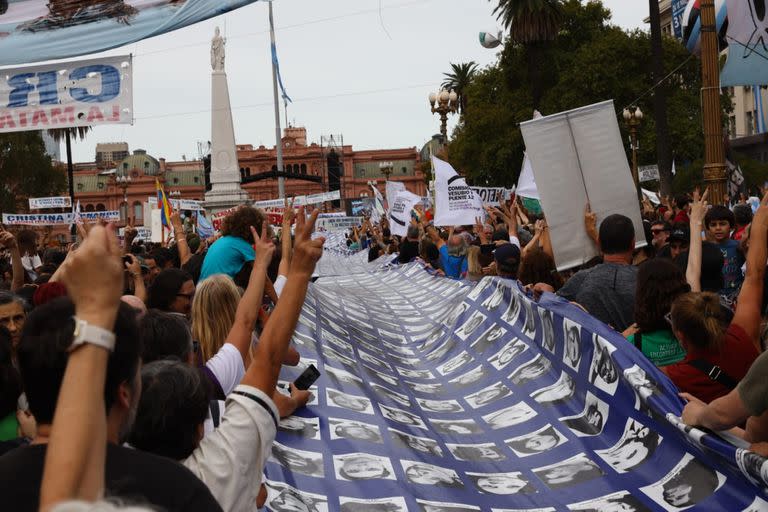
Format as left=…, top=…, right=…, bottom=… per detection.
left=264, top=260, right=768, bottom=511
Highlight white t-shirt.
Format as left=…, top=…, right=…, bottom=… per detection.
left=205, top=343, right=245, bottom=396
left=273, top=274, right=288, bottom=298
left=183, top=385, right=278, bottom=511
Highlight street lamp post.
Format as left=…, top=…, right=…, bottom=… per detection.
left=428, top=89, right=459, bottom=140
left=623, top=106, right=644, bottom=202
left=378, top=161, right=393, bottom=182
left=115, top=174, right=132, bottom=224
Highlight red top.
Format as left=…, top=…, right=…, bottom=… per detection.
left=673, top=210, right=690, bottom=224
left=733, top=226, right=747, bottom=241
left=666, top=323, right=759, bottom=403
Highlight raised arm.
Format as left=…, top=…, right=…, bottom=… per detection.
left=225, top=224, right=275, bottom=364
left=241, top=209, right=323, bottom=396
left=584, top=203, right=598, bottom=247
left=171, top=208, right=192, bottom=267
left=124, top=254, right=147, bottom=304
left=0, top=229, right=24, bottom=292
left=40, top=225, right=123, bottom=510
left=732, top=192, right=768, bottom=347
left=426, top=225, right=445, bottom=249
left=686, top=189, right=708, bottom=293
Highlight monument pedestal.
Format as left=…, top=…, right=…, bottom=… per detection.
left=204, top=70, right=250, bottom=213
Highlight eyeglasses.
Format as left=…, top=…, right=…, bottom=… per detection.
left=651, top=229, right=669, bottom=235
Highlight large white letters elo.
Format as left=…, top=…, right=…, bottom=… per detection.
left=433, top=156, right=484, bottom=227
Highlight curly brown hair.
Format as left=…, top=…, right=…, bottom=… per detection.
left=635, top=259, right=690, bottom=332
left=518, top=247, right=563, bottom=290
left=220, top=206, right=266, bottom=242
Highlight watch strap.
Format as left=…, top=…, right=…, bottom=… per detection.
left=70, top=317, right=116, bottom=352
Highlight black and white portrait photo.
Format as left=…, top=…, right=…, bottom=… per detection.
left=562, top=318, right=582, bottom=371
left=408, top=381, right=444, bottom=395
left=370, top=383, right=411, bottom=407
left=329, top=418, right=383, bottom=443
left=533, top=453, right=605, bottom=490
left=420, top=328, right=445, bottom=352
left=333, top=453, right=396, bottom=481
left=424, top=339, right=454, bottom=363
left=521, top=298, right=537, bottom=339
left=482, top=401, right=537, bottom=430
left=531, top=372, right=576, bottom=405
left=443, top=301, right=469, bottom=328
left=589, top=334, right=619, bottom=395
left=560, top=392, right=609, bottom=437
left=326, top=388, right=374, bottom=415
left=448, top=365, right=487, bottom=389
left=480, top=281, right=507, bottom=310
left=270, top=442, right=325, bottom=477
left=742, top=497, right=768, bottom=512
left=437, top=351, right=474, bottom=376
left=379, top=404, right=427, bottom=429
left=467, top=278, right=492, bottom=301
left=466, top=471, right=536, bottom=495
left=595, top=418, right=661, bottom=474
left=464, top=382, right=512, bottom=409
left=736, top=448, right=768, bottom=487
left=264, top=480, right=328, bottom=512
left=624, top=365, right=661, bottom=402
left=416, top=398, right=464, bottom=413
left=397, top=367, right=435, bottom=379
left=488, top=339, right=528, bottom=370
left=322, top=346, right=356, bottom=369
left=538, top=306, right=555, bottom=353
left=363, top=365, right=400, bottom=387
left=447, top=442, right=507, bottom=462
left=567, top=491, right=652, bottom=512
left=339, top=497, right=408, bottom=512
left=292, top=330, right=317, bottom=351
left=278, top=415, right=321, bottom=440
left=390, top=428, right=443, bottom=456
left=506, top=424, right=568, bottom=457
left=509, top=354, right=553, bottom=386
left=359, top=350, right=392, bottom=370
left=501, top=291, right=522, bottom=326
left=430, top=418, right=484, bottom=436
left=416, top=500, right=480, bottom=512
left=401, top=460, right=464, bottom=488
left=639, top=453, right=725, bottom=510
left=470, top=324, right=507, bottom=354
left=456, top=311, right=487, bottom=341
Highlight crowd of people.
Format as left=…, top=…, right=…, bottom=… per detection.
left=0, top=186, right=766, bottom=510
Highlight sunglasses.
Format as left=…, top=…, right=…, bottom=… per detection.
left=651, top=229, right=669, bottom=235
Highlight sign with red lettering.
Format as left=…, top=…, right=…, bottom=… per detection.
left=0, top=55, right=132, bottom=133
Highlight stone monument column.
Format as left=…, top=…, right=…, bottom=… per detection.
left=204, top=26, right=250, bottom=212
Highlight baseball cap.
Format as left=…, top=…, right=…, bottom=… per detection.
left=669, top=225, right=690, bottom=244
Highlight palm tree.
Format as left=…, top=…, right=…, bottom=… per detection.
left=491, top=0, right=563, bottom=109
left=442, top=62, right=479, bottom=115
left=47, top=127, right=91, bottom=239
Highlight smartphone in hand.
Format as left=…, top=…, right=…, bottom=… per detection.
left=293, top=364, right=321, bottom=390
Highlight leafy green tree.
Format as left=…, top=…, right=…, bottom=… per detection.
left=0, top=132, right=66, bottom=213
left=491, top=0, right=563, bottom=109
left=449, top=0, right=711, bottom=190
left=442, top=62, right=479, bottom=115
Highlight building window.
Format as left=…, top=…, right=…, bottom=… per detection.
left=272, top=165, right=278, bottom=172
left=97, top=182, right=104, bottom=189
left=85, top=204, right=95, bottom=212
left=120, top=201, right=128, bottom=221
left=246, top=167, right=251, bottom=177
left=402, top=166, right=407, bottom=174
left=123, top=163, right=128, bottom=170
left=77, top=183, right=84, bottom=191
left=747, top=111, right=756, bottom=136
left=133, top=201, right=143, bottom=221
left=729, top=116, right=737, bottom=138
left=301, top=163, right=307, bottom=174
left=194, top=176, right=199, bottom=183
left=173, top=177, right=179, bottom=184
left=96, top=203, right=106, bottom=211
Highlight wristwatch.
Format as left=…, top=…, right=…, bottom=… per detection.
left=69, top=317, right=116, bottom=352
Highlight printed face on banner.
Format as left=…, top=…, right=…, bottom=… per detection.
left=270, top=442, right=324, bottom=477
left=595, top=418, right=661, bottom=474
left=339, top=496, right=408, bottom=512
left=265, top=480, right=329, bottom=512
left=640, top=453, right=725, bottom=510
left=333, top=453, right=396, bottom=481
left=506, top=424, right=569, bottom=457
left=533, top=453, right=605, bottom=490
left=401, top=460, right=465, bottom=488
left=278, top=415, right=321, bottom=440
left=466, top=471, right=535, bottom=495
left=390, top=428, right=443, bottom=456
left=329, top=418, right=383, bottom=444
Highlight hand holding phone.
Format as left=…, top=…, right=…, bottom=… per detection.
left=293, top=364, right=320, bottom=391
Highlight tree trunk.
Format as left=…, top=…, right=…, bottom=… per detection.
left=649, top=0, right=673, bottom=197
left=527, top=42, right=545, bottom=111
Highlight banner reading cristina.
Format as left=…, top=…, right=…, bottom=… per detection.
left=0, top=55, right=133, bottom=133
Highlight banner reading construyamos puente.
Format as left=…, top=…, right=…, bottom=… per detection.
left=263, top=251, right=768, bottom=511
left=0, top=55, right=132, bottom=133
left=0, top=1, right=261, bottom=66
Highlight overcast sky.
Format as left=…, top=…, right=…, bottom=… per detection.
left=60, top=0, right=647, bottom=163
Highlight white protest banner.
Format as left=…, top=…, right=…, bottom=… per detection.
left=0, top=56, right=132, bottom=133
left=315, top=216, right=362, bottom=233
left=146, top=197, right=204, bottom=211
left=150, top=209, right=163, bottom=244
left=388, top=190, right=422, bottom=237
left=385, top=181, right=406, bottom=212
left=370, top=184, right=386, bottom=223
left=470, top=187, right=508, bottom=205
left=252, top=190, right=340, bottom=209
left=517, top=153, right=540, bottom=200
left=119, top=226, right=152, bottom=242
left=520, top=100, right=645, bottom=270
left=433, top=156, right=484, bottom=227
left=638, top=165, right=660, bottom=183
left=29, top=196, right=72, bottom=209
left=3, top=210, right=119, bottom=226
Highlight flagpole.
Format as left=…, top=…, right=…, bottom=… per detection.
left=269, top=0, right=285, bottom=199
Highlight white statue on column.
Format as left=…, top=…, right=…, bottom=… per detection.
left=211, top=26, right=225, bottom=72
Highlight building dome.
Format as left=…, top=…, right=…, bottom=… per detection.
left=118, top=150, right=160, bottom=176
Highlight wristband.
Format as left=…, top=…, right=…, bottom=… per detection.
left=69, top=317, right=116, bottom=352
